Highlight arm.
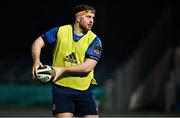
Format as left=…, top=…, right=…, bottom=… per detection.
left=53, top=36, right=102, bottom=82
left=53, top=58, right=97, bottom=82
left=31, top=36, right=45, bottom=78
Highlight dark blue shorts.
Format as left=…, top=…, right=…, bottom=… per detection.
left=52, top=85, right=98, bottom=117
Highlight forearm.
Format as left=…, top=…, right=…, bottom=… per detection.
left=64, top=59, right=97, bottom=74
left=53, top=59, right=97, bottom=80
left=32, top=46, right=41, bottom=64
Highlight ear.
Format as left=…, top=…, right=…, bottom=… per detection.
left=76, top=15, right=81, bottom=23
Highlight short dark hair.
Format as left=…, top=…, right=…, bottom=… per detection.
left=73, top=4, right=96, bottom=15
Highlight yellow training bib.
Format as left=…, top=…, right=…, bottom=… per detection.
left=52, top=25, right=97, bottom=90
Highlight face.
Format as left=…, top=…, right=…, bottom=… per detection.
left=76, top=11, right=95, bottom=32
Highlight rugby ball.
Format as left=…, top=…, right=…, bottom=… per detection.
left=35, top=65, right=56, bottom=83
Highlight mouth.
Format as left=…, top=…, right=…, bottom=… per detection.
left=88, top=24, right=92, bottom=28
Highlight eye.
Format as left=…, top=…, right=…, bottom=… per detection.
left=86, top=16, right=91, bottom=18
left=86, top=15, right=95, bottom=20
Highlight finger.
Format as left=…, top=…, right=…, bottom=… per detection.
left=34, top=68, right=38, bottom=76
left=39, top=62, right=44, bottom=68
left=32, top=68, right=35, bottom=79
left=33, top=66, right=38, bottom=78
left=52, top=77, right=57, bottom=82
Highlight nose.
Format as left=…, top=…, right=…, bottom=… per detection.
left=90, top=18, right=94, bottom=23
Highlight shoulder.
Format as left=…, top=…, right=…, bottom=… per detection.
left=58, top=24, right=73, bottom=34
left=93, top=37, right=102, bottom=46
left=95, top=37, right=102, bottom=43
left=49, top=27, right=59, bottom=32
left=59, top=24, right=73, bottom=29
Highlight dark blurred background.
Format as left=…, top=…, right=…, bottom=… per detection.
left=0, top=0, right=180, bottom=117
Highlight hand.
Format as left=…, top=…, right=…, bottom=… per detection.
left=52, top=67, right=66, bottom=82
left=32, top=61, right=43, bottom=79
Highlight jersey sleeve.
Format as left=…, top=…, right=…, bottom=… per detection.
left=41, top=27, right=58, bottom=46
left=85, top=37, right=102, bottom=61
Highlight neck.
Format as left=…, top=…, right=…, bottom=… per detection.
left=73, top=23, right=83, bottom=35
left=73, top=23, right=88, bottom=35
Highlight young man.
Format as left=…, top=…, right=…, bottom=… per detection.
left=31, top=4, right=102, bottom=118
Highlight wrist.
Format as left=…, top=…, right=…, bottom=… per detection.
left=33, top=59, right=40, bottom=64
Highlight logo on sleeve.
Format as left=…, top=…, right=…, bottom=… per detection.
left=93, top=45, right=101, bottom=55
